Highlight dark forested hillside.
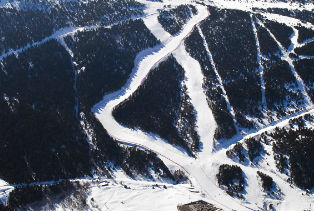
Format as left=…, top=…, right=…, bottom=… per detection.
left=0, top=40, right=91, bottom=184
left=0, top=16, right=168, bottom=185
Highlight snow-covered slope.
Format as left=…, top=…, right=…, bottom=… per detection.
left=1, top=0, right=314, bottom=210
left=92, top=0, right=314, bottom=210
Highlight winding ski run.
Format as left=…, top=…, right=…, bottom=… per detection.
left=93, top=4, right=238, bottom=211
left=94, top=1, right=314, bottom=210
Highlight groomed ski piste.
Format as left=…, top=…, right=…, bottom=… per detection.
left=1, top=0, right=314, bottom=210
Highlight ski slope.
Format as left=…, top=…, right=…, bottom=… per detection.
left=1, top=0, right=314, bottom=210
left=93, top=0, right=314, bottom=210
left=93, top=3, right=251, bottom=210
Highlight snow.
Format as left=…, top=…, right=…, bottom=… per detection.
left=297, top=55, right=314, bottom=60
left=93, top=4, right=211, bottom=160
left=143, top=13, right=171, bottom=44
left=258, top=12, right=314, bottom=30
left=204, top=0, right=314, bottom=13
left=0, top=26, right=99, bottom=62
left=239, top=107, right=314, bottom=144
left=86, top=178, right=204, bottom=211
left=141, top=1, right=217, bottom=155
left=94, top=2, right=258, bottom=211
left=92, top=0, right=314, bottom=210
left=217, top=110, right=314, bottom=210
left=298, top=38, right=314, bottom=47
left=173, top=43, right=216, bottom=156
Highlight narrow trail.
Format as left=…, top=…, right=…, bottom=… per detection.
left=0, top=25, right=100, bottom=62
left=58, top=38, right=79, bottom=119
left=257, top=12, right=314, bottom=30
left=238, top=107, right=314, bottom=143
left=250, top=15, right=267, bottom=112
left=298, top=38, right=314, bottom=47
left=217, top=106, right=314, bottom=150
left=0, top=15, right=151, bottom=63
left=196, top=25, right=239, bottom=133
left=256, top=18, right=313, bottom=107
left=214, top=107, right=314, bottom=162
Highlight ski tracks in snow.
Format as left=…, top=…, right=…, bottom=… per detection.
left=1, top=1, right=313, bottom=210
left=96, top=3, right=314, bottom=209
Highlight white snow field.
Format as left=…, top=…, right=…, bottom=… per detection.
left=0, top=0, right=314, bottom=210
left=80, top=175, right=206, bottom=211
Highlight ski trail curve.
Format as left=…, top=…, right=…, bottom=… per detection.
left=141, top=5, right=255, bottom=211
left=93, top=4, right=210, bottom=163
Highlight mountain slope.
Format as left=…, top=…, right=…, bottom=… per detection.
left=0, top=0, right=314, bottom=210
